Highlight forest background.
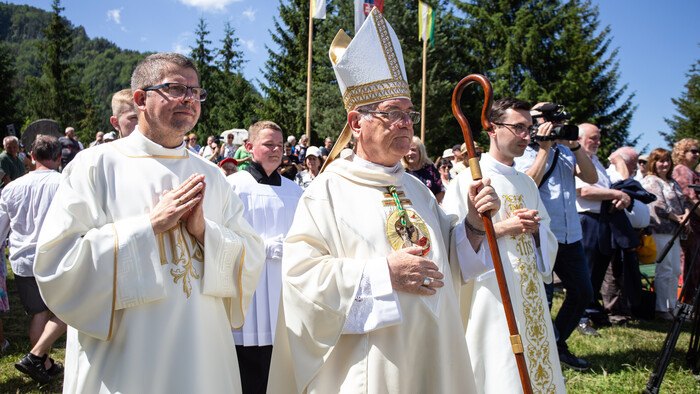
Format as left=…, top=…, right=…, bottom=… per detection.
left=0, top=0, right=698, bottom=160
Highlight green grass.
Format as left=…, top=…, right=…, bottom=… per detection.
left=554, top=289, right=700, bottom=393
left=0, top=267, right=64, bottom=393
left=0, top=262, right=699, bottom=393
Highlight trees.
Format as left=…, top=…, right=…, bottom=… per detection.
left=189, top=18, right=260, bottom=137
left=24, top=0, right=84, bottom=135
left=453, top=0, right=636, bottom=159
left=0, top=43, right=18, bottom=137
left=663, top=55, right=700, bottom=144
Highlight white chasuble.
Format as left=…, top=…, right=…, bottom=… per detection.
left=443, top=153, right=565, bottom=394
left=268, top=151, right=489, bottom=394
left=228, top=171, right=303, bottom=346
left=34, top=128, right=265, bottom=394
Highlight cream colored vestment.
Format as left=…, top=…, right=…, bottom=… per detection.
left=34, top=128, right=265, bottom=393
left=443, top=153, right=566, bottom=394
left=269, top=152, right=489, bottom=394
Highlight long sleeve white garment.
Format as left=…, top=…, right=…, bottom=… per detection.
left=34, top=128, right=265, bottom=394
left=443, top=153, right=565, bottom=394
left=228, top=171, right=302, bottom=346
left=268, top=150, right=490, bottom=394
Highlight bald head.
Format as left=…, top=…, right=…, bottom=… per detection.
left=609, top=146, right=638, bottom=177
left=578, top=123, right=600, bottom=156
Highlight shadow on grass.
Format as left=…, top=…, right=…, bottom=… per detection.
left=0, top=375, right=63, bottom=393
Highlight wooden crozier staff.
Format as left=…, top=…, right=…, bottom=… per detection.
left=452, top=74, right=533, bottom=394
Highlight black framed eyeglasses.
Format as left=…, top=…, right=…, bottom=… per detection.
left=493, top=122, right=533, bottom=137
left=689, top=149, right=700, bottom=154
left=144, top=82, right=207, bottom=102
left=358, top=109, right=421, bottom=124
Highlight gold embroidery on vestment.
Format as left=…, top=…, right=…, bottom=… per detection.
left=384, top=193, right=431, bottom=256
left=502, top=194, right=556, bottom=393
left=156, top=223, right=202, bottom=298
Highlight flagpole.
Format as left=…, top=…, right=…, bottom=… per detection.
left=305, top=4, right=314, bottom=140
left=420, top=36, right=427, bottom=142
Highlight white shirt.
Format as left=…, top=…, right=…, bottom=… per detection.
left=576, top=154, right=610, bottom=213
left=0, top=170, right=61, bottom=277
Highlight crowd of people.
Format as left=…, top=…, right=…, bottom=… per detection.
left=0, top=8, right=697, bottom=393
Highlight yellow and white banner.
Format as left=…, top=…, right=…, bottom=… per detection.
left=418, top=0, right=434, bottom=43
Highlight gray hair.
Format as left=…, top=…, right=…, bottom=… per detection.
left=3, top=136, right=18, bottom=146
left=131, top=53, right=200, bottom=91
left=609, top=146, right=638, bottom=165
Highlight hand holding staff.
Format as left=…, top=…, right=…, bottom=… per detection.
left=451, top=74, right=534, bottom=394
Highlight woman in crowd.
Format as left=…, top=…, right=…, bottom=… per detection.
left=642, top=148, right=690, bottom=320
left=671, top=138, right=700, bottom=303
left=296, top=146, right=322, bottom=190
left=436, top=157, right=453, bottom=187
left=401, top=136, right=445, bottom=203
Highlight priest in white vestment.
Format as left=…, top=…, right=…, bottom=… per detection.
left=228, top=121, right=303, bottom=393
left=443, top=98, right=566, bottom=393
left=34, top=53, right=265, bottom=394
left=267, top=9, right=500, bottom=394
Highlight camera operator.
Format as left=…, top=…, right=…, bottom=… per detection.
left=514, top=102, right=598, bottom=372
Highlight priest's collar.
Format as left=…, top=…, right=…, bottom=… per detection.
left=246, top=161, right=282, bottom=186
left=350, top=152, right=402, bottom=175
left=111, top=126, right=189, bottom=159
left=480, top=153, right=517, bottom=175
left=324, top=150, right=405, bottom=187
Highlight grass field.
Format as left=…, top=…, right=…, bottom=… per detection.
left=0, top=266, right=699, bottom=393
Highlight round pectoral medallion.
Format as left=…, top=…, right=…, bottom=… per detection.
left=386, top=208, right=431, bottom=256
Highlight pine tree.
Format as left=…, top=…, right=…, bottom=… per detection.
left=208, top=23, right=260, bottom=132
left=453, top=0, right=636, bottom=160
left=663, top=55, right=700, bottom=144
left=190, top=17, right=215, bottom=137
left=24, top=0, right=84, bottom=132
left=0, top=43, right=18, bottom=137
left=217, top=22, right=246, bottom=73
left=259, top=0, right=311, bottom=139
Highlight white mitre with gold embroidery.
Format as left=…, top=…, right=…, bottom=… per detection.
left=322, top=7, right=411, bottom=171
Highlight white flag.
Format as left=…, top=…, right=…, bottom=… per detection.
left=311, top=0, right=326, bottom=20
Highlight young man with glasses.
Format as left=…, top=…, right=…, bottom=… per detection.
left=514, top=102, right=598, bottom=372
left=443, top=97, right=565, bottom=393
left=34, top=53, right=264, bottom=393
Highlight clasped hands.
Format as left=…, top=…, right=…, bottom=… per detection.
left=150, top=174, right=206, bottom=245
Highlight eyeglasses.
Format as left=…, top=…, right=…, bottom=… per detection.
left=638, top=160, right=646, bottom=164
left=493, top=122, right=533, bottom=137
left=439, top=165, right=452, bottom=170
left=689, top=149, right=700, bottom=154
left=358, top=109, right=421, bottom=124
left=184, top=138, right=190, bottom=142
left=144, top=82, right=208, bottom=102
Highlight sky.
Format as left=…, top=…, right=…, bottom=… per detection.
left=7, top=0, right=700, bottom=153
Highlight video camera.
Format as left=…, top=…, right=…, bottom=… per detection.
left=531, top=103, right=579, bottom=141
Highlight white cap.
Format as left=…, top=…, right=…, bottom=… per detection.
left=305, top=146, right=321, bottom=158
left=104, top=132, right=116, bottom=141
left=442, top=149, right=454, bottom=159
left=329, top=7, right=410, bottom=112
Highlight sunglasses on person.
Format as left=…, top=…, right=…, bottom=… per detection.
left=689, top=149, right=700, bottom=154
